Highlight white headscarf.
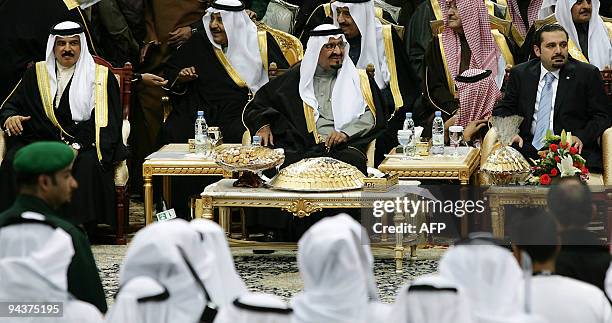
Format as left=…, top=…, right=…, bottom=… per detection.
left=213, top=293, right=293, bottom=323
left=390, top=275, right=475, bottom=323
left=0, top=214, right=103, bottom=323
left=331, top=0, right=391, bottom=89
left=438, top=242, right=546, bottom=323
left=555, top=0, right=612, bottom=69
left=299, top=24, right=369, bottom=131
left=45, top=21, right=97, bottom=122
left=107, top=219, right=208, bottom=323
left=290, top=213, right=388, bottom=323
left=538, top=0, right=556, bottom=18
left=202, top=0, right=268, bottom=92
left=190, top=219, right=248, bottom=307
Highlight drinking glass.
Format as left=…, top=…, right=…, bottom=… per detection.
left=448, top=125, right=464, bottom=158
left=397, top=130, right=413, bottom=160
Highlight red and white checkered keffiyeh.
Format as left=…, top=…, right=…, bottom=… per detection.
left=440, top=0, right=501, bottom=83
left=508, top=0, right=543, bottom=37
left=456, top=69, right=501, bottom=128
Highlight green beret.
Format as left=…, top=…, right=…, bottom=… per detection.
left=13, top=141, right=76, bottom=174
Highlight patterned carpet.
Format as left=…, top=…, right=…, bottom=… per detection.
left=93, top=245, right=443, bottom=306
left=93, top=199, right=444, bottom=306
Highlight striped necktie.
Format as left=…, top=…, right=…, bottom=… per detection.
left=532, top=72, right=555, bottom=150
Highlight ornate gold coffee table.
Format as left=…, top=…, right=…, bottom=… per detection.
left=378, top=146, right=480, bottom=184
left=198, top=179, right=428, bottom=273
left=142, top=144, right=238, bottom=224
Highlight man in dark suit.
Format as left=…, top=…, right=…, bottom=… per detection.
left=494, top=23, right=610, bottom=173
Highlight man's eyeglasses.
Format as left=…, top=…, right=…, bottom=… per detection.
left=322, top=41, right=347, bottom=50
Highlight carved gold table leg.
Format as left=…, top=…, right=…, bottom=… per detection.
left=162, top=176, right=172, bottom=208
left=489, top=196, right=505, bottom=238
left=201, top=196, right=214, bottom=222
left=144, top=173, right=154, bottom=225
left=393, top=211, right=405, bottom=274
left=381, top=212, right=389, bottom=243
left=219, top=206, right=231, bottom=237
left=194, top=198, right=204, bottom=219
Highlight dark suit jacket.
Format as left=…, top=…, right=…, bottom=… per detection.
left=493, top=58, right=611, bottom=171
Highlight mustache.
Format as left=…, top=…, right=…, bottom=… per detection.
left=552, top=54, right=565, bottom=59
left=328, top=54, right=342, bottom=59
left=580, top=8, right=591, bottom=13
left=61, top=52, right=74, bottom=57
left=211, top=28, right=222, bottom=33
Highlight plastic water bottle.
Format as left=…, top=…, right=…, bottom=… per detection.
left=403, top=112, right=414, bottom=132
left=402, top=112, right=416, bottom=156
left=431, top=111, right=445, bottom=155
left=194, top=110, right=209, bottom=157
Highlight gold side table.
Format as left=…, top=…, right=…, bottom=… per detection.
left=142, top=144, right=236, bottom=225
left=484, top=186, right=611, bottom=239
left=378, top=146, right=480, bottom=184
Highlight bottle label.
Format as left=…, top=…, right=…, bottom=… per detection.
left=432, top=134, right=444, bottom=145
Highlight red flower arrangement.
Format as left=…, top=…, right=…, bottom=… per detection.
left=529, top=130, right=589, bottom=185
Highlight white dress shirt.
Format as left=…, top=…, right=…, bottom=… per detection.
left=531, top=64, right=559, bottom=136
left=55, top=61, right=75, bottom=108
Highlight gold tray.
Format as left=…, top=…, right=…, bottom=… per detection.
left=215, top=146, right=284, bottom=172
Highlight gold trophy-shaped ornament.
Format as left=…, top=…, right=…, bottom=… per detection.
left=481, top=116, right=531, bottom=185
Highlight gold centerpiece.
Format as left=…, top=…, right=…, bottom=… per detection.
left=481, top=116, right=531, bottom=185
left=215, top=145, right=284, bottom=187
left=269, top=157, right=365, bottom=191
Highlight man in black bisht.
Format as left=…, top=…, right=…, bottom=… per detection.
left=0, top=0, right=96, bottom=103
left=244, top=24, right=386, bottom=240
left=163, top=0, right=289, bottom=145
left=244, top=24, right=386, bottom=175
left=160, top=0, right=289, bottom=218
left=0, top=21, right=127, bottom=235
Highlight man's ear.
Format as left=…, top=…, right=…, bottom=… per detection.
left=38, top=175, right=51, bottom=192
left=533, top=45, right=541, bottom=58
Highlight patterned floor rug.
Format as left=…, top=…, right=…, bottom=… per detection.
left=93, top=246, right=443, bottom=306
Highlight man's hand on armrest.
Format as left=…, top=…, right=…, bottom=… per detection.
left=3, top=115, right=31, bottom=136
left=256, top=125, right=274, bottom=146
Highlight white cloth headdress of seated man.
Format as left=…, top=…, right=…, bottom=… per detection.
left=0, top=213, right=103, bottom=323
left=202, top=0, right=268, bottom=93
left=438, top=235, right=546, bottom=323
left=106, top=219, right=210, bottom=323
left=331, top=0, right=391, bottom=89
left=299, top=24, right=369, bottom=131
left=391, top=274, right=475, bottom=323
left=190, top=219, right=248, bottom=308
left=214, top=293, right=293, bottom=323
left=555, top=0, right=612, bottom=70
left=290, top=213, right=390, bottom=323
left=45, top=21, right=97, bottom=122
